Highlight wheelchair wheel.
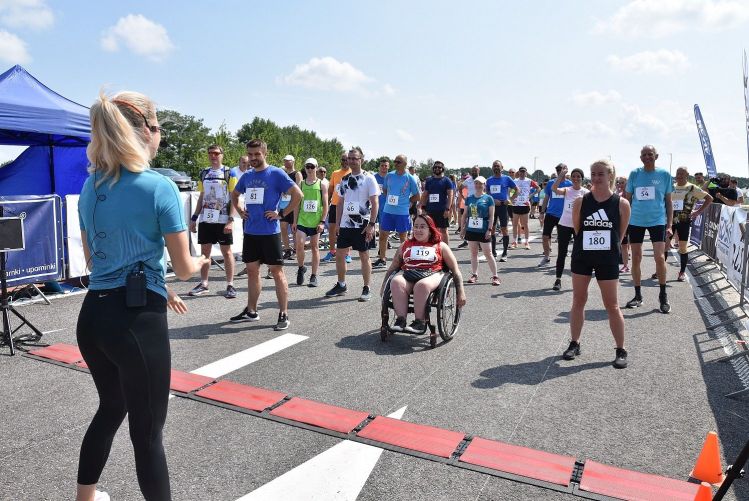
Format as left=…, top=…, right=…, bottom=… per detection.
left=380, top=274, right=396, bottom=341
left=436, top=274, right=461, bottom=341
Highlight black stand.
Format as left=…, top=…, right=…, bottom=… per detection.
left=0, top=206, right=45, bottom=356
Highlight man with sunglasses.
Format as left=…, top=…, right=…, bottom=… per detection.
left=422, top=160, right=454, bottom=243
left=188, top=144, right=239, bottom=298
left=380, top=155, right=420, bottom=254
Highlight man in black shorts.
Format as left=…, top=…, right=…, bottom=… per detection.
left=422, top=160, right=453, bottom=243
left=230, top=139, right=303, bottom=330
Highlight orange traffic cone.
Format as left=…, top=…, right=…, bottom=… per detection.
left=694, top=482, right=713, bottom=501
left=690, top=431, right=726, bottom=485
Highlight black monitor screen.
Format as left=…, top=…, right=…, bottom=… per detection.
left=0, top=217, right=24, bottom=251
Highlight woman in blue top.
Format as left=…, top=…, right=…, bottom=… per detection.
left=76, top=91, right=208, bottom=501
left=460, top=176, right=500, bottom=285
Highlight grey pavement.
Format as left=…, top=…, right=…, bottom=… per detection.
left=1, top=222, right=747, bottom=500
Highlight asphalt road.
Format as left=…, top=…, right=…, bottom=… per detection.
left=1, top=222, right=747, bottom=501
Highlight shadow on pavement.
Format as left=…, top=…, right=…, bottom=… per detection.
left=335, top=329, right=436, bottom=355
left=472, top=356, right=611, bottom=389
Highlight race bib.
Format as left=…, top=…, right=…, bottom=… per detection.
left=552, top=192, right=564, bottom=199
left=515, top=195, right=528, bottom=205
left=387, top=194, right=399, bottom=206
left=582, top=230, right=611, bottom=251
left=429, top=193, right=440, bottom=203
left=344, top=201, right=360, bottom=214
left=280, top=193, right=292, bottom=202
left=636, top=186, right=655, bottom=201
left=378, top=184, right=384, bottom=192
left=245, top=187, right=264, bottom=204
left=303, top=200, right=319, bottom=213
left=411, top=246, right=436, bottom=261
left=490, top=185, right=501, bottom=194
left=468, top=217, right=483, bottom=229
left=672, top=199, right=684, bottom=211
left=202, top=208, right=220, bottom=223
left=565, top=200, right=575, bottom=212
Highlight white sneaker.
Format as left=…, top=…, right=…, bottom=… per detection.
left=95, top=491, right=111, bottom=501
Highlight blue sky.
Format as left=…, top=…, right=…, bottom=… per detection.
left=2, top=0, right=749, bottom=178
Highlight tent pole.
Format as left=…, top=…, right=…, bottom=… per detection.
left=48, top=141, right=55, bottom=194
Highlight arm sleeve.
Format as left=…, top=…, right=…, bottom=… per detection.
left=228, top=171, right=238, bottom=192
left=157, top=179, right=188, bottom=234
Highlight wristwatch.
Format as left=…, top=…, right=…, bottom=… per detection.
left=227, top=217, right=234, bottom=221
left=191, top=215, right=199, bottom=222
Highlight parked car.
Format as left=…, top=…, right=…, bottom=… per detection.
left=152, top=168, right=194, bottom=191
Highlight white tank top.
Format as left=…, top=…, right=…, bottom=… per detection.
left=559, top=187, right=589, bottom=227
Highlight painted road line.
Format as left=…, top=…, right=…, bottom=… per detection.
left=190, top=333, right=308, bottom=378
left=237, top=406, right=408, bottom=501
left=169, top=333, right=308, bottom=399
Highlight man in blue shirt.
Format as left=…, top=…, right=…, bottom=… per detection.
left=422, top=160, right=454, bottom=243
left=373, top=157, right=390, bottom=268
left=230, top=139, right=303, bottom=329
left=624, top=145, right=674, bottom=313
left=485, top=161, right=516, bottom=261
left=539, top=163, right=572, bottom=266
left=380, top=154, right=420, bottom=260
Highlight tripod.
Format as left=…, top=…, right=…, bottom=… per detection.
left=0, top=206, right=45, bottom=356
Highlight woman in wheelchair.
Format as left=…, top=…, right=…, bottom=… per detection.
left=381, top=214, right=466, bottom=334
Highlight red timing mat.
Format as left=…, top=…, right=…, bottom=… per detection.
left=270, top=397, right=369, bottom=434
left=195, top=380, right=285, bottom=412
left=357, top=416, right=465, bottom=458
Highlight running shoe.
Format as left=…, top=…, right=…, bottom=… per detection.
left=552, top=278, right=561, bottom=291
left=321, top=251, right=336, bottom=263
left=499, top=253, right=508, bottom=262
left=372, top=258, right=387, bottom=269
left=392, top=316, right=407, bottom=332
left=345, top=254, right=352, bottom=264
left=283, top=249, right=293, bottom=261
left=406, top=319, right=427, bottom=334
left=389, top=233, right=400, bottom=241
left=659, top=293, right=671, bottom=314
left=188, top=284, right=209, bottom=296
left=308, top=274, right=318, bottom=287
left=468, top=274, right=478, bottom=284
left=265, top=270, right=273, bottom=279
left=677, top=271, right=686, bottom=282
left=94, top=491, right=111, bottom=501
left=274, top=312, right=290, bottom=331
left=457, top=241, right=468, bottom=249
left=538, top=256, right=551, bottom=267
left=562, top=341, right=580, bottom=360
left=524, top=242, right=531, bottom=250
left=325, top=282, right=347, bottom=297
left=650, top=273, right=658, bottom=280
left=510, top=241, right=517, bottom=249
left=613, top=348, right=628, bottom=369
left=225, top=284, right=237, bottom=299
left=230, top=307, right=259, bottom=322
left=296, top=265, right=307, bottom=286
left=625, top=296, right=643, bottom=308
left=619, top=265, right=630, bottom=273
left=491, top=276, right=501, bottom=286
left=359, top=286, right=372, bottom=302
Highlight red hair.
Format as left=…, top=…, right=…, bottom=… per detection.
left=410, top=214, right=442, bottom=245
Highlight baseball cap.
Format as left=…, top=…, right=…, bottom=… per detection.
left=304, top=157, right=318, bottom=167
left=474, top=176, right=487, bottom=184
left=283, top=154, right=295, bottom=161
left=518, top=166, right=527, bottom=172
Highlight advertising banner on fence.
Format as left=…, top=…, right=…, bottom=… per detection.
left=1, top=195, right=64, bottom=285
left=701, top=203, right=722, bottom=260
left=716, top=205, right=747, bottom=290
left=694, top=104, right=719, bottom=179
left=690, top=201, right=705, bottom=247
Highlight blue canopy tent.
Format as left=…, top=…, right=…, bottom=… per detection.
left=0, top=64, right=90, bottom=197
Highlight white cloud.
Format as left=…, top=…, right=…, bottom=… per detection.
left=571, top=90, right=622, bottom=106
left=100, top=14, right=174, bottom=62
left=0, top=0, right=54, bottom=30
left=396, top=129, right=414, bottom=142
left=607, top=50, right=689, bottom=75
left=594, top=0, right=749, bottom=37
left=619, top=101, right=692, bottom=139
left=0, top=29, right=29, bottom=63
left=489, top=120, right=512, bottom=138
left=280, top=56, right=394, bottom=97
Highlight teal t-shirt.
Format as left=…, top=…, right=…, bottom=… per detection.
left=78, top=168, right=187, bottom=298
left=465, top=194, right=494, bottom=232
left=625, top=167, right=673, bottom=227
left=383, top=171, right=420, bottom=215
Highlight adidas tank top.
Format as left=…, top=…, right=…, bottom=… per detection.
left=572, top=192, right=621, bottom=264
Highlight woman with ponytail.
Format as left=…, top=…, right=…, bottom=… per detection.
left=75, top=91, right=208, bottom=501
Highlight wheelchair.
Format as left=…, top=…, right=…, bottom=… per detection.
left=380, top=269, right=462, bottom=348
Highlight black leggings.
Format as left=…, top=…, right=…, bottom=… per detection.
left=556, top=225, right=575, bottom=279
left=76, top=288, right=172, bottom=501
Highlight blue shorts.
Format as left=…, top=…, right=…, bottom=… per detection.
left=380, top=212, right=412, bottom=233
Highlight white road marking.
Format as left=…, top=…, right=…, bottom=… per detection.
left=169, top=333, right=308, bottom=399
left=237, top=406, right=408, bottom=501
